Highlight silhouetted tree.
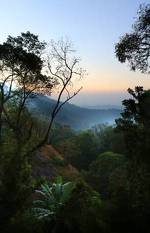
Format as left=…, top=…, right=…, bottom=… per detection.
left=115, top=4, right=150, bottom=73
left=115, top=87, right=150, bottom=232
left=0, top=32, right=84, bottom=231
left=0, top=32, right=84, bottom=153
left=31, top=39, right=84, bottom=151
left=116, top=86, right=150, bottom=163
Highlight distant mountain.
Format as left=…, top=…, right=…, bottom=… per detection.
left=28, top=94, right=121, bottom=130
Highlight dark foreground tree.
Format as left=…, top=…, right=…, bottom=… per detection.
left=0, top=32, right=84, bottom=152
left=116, top=86, right=150, bottom=163
left=115, top=3, right=150, bottom=73
left=0, top=32, right=48, bottom=231
left=114, top=5, right=150, bottom=231
left=115, top=87, right=150, bottom=233
left=0, top=32, right=84, bottom=232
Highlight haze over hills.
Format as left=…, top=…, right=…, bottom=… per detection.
left=80, top=104, right=122, bottom=110
left=28, top=94, right=121, bottom=130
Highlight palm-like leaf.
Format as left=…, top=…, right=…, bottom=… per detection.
left=32, top=177, right=75, bottom=220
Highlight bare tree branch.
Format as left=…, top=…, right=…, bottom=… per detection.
left=29, top=39, right=85, bottom=153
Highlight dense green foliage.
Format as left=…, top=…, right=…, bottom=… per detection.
left=1, top=87, right=150, bottom=233
left=32, top=177, right=75, bottom=221
left=0, top=31, right=48, bottom=232
left=84, top=152, right=126, bottom=198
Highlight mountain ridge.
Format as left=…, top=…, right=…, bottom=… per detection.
left=28, top=94, right=121, bottom=130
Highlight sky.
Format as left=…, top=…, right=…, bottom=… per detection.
left=0, top=0, right=149, bottom=106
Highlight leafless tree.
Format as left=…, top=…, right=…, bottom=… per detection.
left=31, top=39, right=85, bottom=152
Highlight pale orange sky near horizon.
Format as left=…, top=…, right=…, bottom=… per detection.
left=51, top=61, right=150, bottom=106
left=52, top=67, right=150, bottom=107
left=66, top=62, right=150, bottom=106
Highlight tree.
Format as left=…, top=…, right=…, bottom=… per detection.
left=115, top=87, right=150, bottom=232
left=72, top=130, right=99, bottom=170
left=61, top=180, right=104, bottom=233
left=0, top=32, right=49, bottom=230
left=29, top=38, right=84, bottom=152
left=115, top=4, right=150, bottom=73
left=0, top=32, right=46, bottom=141
left=0, top=32, right=84, bottom=230
left=115, top=6, right=150, bottom=228
left=116, top=86, right=150, bottom=163
left=0, top=32, right=84, bottom=161
left=91, top=124, right=126, bottom=154
left=84, top=151, right=125, bottom=198
left=0, top=32, right=84, bottom=152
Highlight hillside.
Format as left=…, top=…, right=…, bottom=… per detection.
left=32, top=144, right=79, bottom=181
left=28, top=94, right=121, bottom=130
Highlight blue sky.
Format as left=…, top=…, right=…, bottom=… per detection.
left=0, top=0, right=149, bottom=106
